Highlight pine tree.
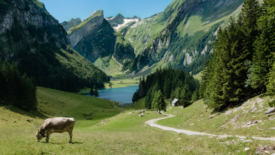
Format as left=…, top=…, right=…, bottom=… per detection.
left=138, top=78, right=145, bottom=98
left=180, top=85, right=192, bottom=107
left=132, top=90, right=139, bottom=103
left=90, top=84, right=94, bottom=96
left=191, top=89, right=199, bottom=102
left=251, top=18, right=273, bottom=91
left=152, top=90, right=166, bottom=113
left=94, top=85, right=99, bottom=97
left=240, top=0, right=260, bottom=60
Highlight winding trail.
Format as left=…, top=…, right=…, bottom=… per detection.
left=146, top=114, right=275, bottom=141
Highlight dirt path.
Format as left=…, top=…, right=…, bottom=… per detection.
left=146, top=115, right=275, bottom=141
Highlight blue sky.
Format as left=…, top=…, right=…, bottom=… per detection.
left=39, top=0, right=173, bottom=22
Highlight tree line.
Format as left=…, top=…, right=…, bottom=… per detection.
left=0, top=60, right=37, bottom=111
left=199, top=0, right=275, bottom=111
left=133, top=67, right=200, bottom=109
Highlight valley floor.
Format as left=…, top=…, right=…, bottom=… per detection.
left=1, top=88, right=275, bottom=154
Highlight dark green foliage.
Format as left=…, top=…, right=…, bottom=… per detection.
left=0, top=60, right=37, bottom=111
left=94, top=85, right=99, bottom=97
left=114, top=32, right=135, bottom=64
left=180, top=85, right=192, bottom=107
left=191, top=89, right=199, bottom=102
left=199, top=0, right=275, bottom=111
left=135, top=67, right=199, bottom=109
left=90, top=85, right=94, bottom=96
left=132, top=90, right=139, bottom=103
left=152, top=90, right=166, bottom=113
left=268, top=100, right=275, bottom=107
left=0, top=1, right=109, bottom=92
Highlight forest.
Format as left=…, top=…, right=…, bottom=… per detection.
left=133, top=67, right=200, bottom=109
left=199, top=0, right=275, bottom=111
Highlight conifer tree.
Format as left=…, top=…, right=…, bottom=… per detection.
left=90, top=84, right=94, bottom=96
left=94, top=85, right=99, bottom=97
left=152, top=90, right=166, bottom=113
left=180, top=85, right=192, bottom=107
left=191, top=89, right=199, bottom=102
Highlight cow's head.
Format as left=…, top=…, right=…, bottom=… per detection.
left=36, top=129, right=45, bottom=142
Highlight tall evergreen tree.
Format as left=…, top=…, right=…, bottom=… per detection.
left=94, top=85, right=99, bottom=97
left=90, top=84, right=94, bottom=96
left=152, top=90, right=166, bottom=113
left=180, top=85, right=192, bottom=107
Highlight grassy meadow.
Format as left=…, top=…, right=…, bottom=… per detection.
left=1, top=87, right=275, bottom=154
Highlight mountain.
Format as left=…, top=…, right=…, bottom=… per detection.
left=0, top=0, right=109, bottom=92
left=106, top=13, right=125, bottom=27
left=106, top=14, right=141, bottom=32
left=122, top=0, right=244, bottom=76
left=60, top=18, right=82, bottom=31
left=67, top=10, right=135, bottom=74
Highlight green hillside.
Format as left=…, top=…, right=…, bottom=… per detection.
left=0, top=0, right=109, bottom=92
left=67, top=11, right=135, bottom=74
left=123, top=0, right=244, bottom=76
left=0, top=87, right=274, bottom=154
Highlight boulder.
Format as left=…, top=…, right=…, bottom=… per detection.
left=265, top=107, right=275, bottom=114
left=139, top=113, right=144, bottom=117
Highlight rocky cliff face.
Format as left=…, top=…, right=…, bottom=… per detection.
left=0, top=0, right=68, bottom=53
left=123, top=0, right=244, bottom=75
left=106, top=13, right=125, bottom=27
left=0, top=0, right=109, bottom=91
left=67, top=10, right=135, bottom=72
left=60, top=18, right=82, bottom=31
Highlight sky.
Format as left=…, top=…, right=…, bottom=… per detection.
left=39, top=0, right=173, bottom=22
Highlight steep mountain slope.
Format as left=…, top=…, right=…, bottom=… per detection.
left=106, top=14, right=141, bottom=31
left=0, top=0, right=109, bottom=92
left=67, top=10, right=135, bottom=74
left=123, top=0, right=244, bottom=75
left=60, top=18, right=82, bottom=31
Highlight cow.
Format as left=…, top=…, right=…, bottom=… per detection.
left=36, top=117, right=75, bottom=143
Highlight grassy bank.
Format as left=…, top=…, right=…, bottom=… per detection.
left=159, top=95, right=275, bottom=138
left=1, top=88, right=275, bottom=154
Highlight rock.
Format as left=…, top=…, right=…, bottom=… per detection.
left=190, top=124, right=194, bottom=126
left=251, top=107, right=258, bottom=113
left=268, top=113, right=275, bottom=117
left=244, top=148, right=250, bottom=151
left=128, top=112, right=132, bottom=114
left=265, top=107, right=275, bottom=114
left=209, top=114, right=217, bottom=119
left=139, top=113, right=144, bottom=117
left=60, top=18, right=82, bottom=31
left=265, top=151, right=270, bottom=154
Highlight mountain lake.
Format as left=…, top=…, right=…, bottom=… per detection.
left=86, top=85, right=139, bottom=105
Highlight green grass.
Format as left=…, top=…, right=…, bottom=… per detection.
left=193, top=71, right=203, bottom=82
left=68, top=10, right=103, bottom=34
left=1, top=87, right=275, bottom=154
left=158, top=95, right=275, bottom=138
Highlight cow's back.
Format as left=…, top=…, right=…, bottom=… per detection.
left=44, top=117, right=75, bottom=132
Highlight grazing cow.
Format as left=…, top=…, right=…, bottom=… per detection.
left=36, top=117, right=75, bottom=143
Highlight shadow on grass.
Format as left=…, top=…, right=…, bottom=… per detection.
left=0, top=104, right=48, bottom=119
left=41, top=141, right=83, bottom=145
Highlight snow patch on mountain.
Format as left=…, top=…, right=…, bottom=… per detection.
left=114, top=18, right=140, bottom=31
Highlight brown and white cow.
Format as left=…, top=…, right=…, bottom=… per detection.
left=36, top=117, right=75, bottom=143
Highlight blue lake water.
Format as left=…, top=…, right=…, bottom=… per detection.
left=86, top=86, right=139, bottom=104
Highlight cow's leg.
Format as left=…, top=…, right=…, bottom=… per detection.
left=68, top=131, right=72, bottom=143
left=46, top=131, right=50, bottom=143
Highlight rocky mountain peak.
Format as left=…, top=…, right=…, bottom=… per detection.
left=61, top=18, right=82, bottom=31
